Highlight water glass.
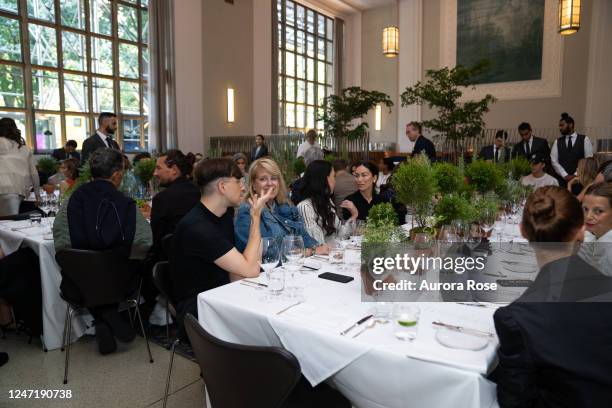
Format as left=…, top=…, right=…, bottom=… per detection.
left=261, top=237, right=282, bottom=301
left=29, top=213, right=42, bottom=226
left=328, top=241, right=345, bottom=265
left=393, top=304, right=420, bottom=341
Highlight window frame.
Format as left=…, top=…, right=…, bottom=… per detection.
left=0, top=0, right=149, bottom=153
left=277, top=0, right=334, bottom=133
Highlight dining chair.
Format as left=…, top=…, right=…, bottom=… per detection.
left=152, top=260, right=180, bottom=408
left=183, top=313, right=302, bottom=408
left=55, top=249, right=154, bottom=384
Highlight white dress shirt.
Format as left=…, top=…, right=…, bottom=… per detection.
left=550, top=132, right=593, bottom=178
left=297, top=141, right=319, bottom=158
left=96, top=130, right=111, bottom=147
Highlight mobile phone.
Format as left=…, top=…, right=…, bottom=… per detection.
left=496, top=279, right=533, bottom=287
left=318, top=272, right=354, bottom=283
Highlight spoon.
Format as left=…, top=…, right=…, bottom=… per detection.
left=352, top=318, right=377, bottom=338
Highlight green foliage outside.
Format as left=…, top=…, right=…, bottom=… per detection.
left=37, top=156, right=58, bottom=174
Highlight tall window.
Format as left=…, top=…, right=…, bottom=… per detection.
left=277, top=0, right=334, bottom=133
left=0, top=0, right=149, bottom=153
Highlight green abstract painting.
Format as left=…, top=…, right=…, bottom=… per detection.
left=457, top=0, right=545, bottom=84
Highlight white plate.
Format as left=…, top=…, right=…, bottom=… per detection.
left=435, top=328, right=489, bottom=351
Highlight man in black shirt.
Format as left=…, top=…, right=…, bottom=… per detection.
left=170, top=158, right=273, bottom=329
left=406, top=121, right=436, bottom=161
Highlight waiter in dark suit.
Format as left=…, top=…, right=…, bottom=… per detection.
left=51, top=140, right=81, bottom=164
left=406, top=121, right=436, bottom=161
left=250, top=134, right=268, bottom=162
left=551, top=112, right=593, bottom=186
left=81, top=112, right=120, bottom=164
left=479, top=130, right=509, bottom=163
left=511, top=122, right=550, bottom=160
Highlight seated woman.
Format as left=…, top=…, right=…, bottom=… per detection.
left=232, top=152, right=249, bottom=189
left=568, top=157, right=597, bottom=197
left=58, top=158, right=79, bottom=194
left=580, top=182, right=612, bottom=275
left=340, top=161, right=390, bottom=221
left=235, top=158, right=322, bottom=254
left=493, top=186, right=612, bottom=407
left=297, top=160, right=357, bottom=246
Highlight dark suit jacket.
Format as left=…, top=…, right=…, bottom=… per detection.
left=478, top=145, right=509, bottom=163
left=149, top=177, right=200, bottom=260
left=411, top=136, right=436, bottom=161
left=511, top=137, right=550, bottom=160
left=51, top=148, right=81, bottom=164
left=492, top=255, right=612, bottom=408
left=81, top=133, right=120, bottom=164
left=250, top=144, right=268, bottom=162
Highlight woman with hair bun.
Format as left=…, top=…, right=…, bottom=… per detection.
left=492, top=186, right=612, bottom=407
left=150, top=149, right=200, bottom=259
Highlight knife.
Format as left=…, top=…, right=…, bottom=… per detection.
left=242, top=279, right=268, bottom=287
left=340, top=314, right=373, bottom=336
left=432, top=321, right=494, bottom=338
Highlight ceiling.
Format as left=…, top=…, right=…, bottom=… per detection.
left=340, top=0, right=396, bottom=11
left=307, top=0, right=396, bottom=16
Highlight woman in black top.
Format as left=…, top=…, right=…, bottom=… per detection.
left=341, top=161, right=387, bottom=221
left=492, top=186, right=612, bottom=407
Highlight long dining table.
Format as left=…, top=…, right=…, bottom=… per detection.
left=197, top=246, right=504, bottom=408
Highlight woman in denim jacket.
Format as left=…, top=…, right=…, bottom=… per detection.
left=234, top=158, right=327, bottom=254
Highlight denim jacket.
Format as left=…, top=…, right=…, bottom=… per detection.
left=234, top=201, right=318, bottom=251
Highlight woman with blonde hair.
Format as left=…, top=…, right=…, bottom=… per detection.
left=568, top=157, right=597, bottom=199
left=234, top=157, right=323, bottom=253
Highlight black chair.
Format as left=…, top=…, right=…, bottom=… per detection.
left=55, top=249, right=154, bottom=384
left=183, top=313, right=301, bottom=408
left=152, top=261, right=180, bottom=408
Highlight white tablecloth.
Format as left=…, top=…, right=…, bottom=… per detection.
left=198, top=263, right=500, bottom=408
left=0, top=219, right=91, bottom=350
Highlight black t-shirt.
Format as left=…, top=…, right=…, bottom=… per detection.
left=170, top=202, right=234, bottom=302
left=342, top=191, right=387, bottom=221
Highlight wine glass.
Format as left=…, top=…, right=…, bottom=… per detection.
left=261, top=237, right=283, bottom=301
left=350, top=220, right=365, bottom=245
left=281, top=235, right=305, bottom=300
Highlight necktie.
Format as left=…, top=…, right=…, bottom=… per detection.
left=106, top=137, right=113, bottom=148
left=494, top=147, right=499, bottom=162
left=525, top=141, right=530, bottom=156
left=567, top=135, right=573, bottom=151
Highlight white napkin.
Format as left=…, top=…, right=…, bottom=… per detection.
left=268, top=304, right=374, bottom=386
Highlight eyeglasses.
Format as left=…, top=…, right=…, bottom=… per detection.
left=256, top=176, right=280, bottom=184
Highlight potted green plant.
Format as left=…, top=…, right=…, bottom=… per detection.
left=465, top=159, right=504, bottom=194
left=318, top=86, right=393, bottom=155
left=433, top=193, right=473, bottom=226
left=37, top=156, right=58, bottom=175
left=134, top=157, right=156, bottom=198
left=400, top=62, right=496, bottom=160
left=363, top=202, right=407, bottom=243
left=432, top=162, right=464, bottom=195
left=391, top=154, right=437, bottom=237
left=500, top=157, right=531, bottom=181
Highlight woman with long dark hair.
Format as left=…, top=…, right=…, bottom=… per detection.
left=492, top=186, right=612, bottom=407
left=341, top=161, right=389, bottom=221
left=0, top=118, right=40, bottom=216
left=297, top=160, right=357, bottom=245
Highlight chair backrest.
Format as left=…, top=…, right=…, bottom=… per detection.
left=55, top=249, right=135, bottom=308
left=161, top=234, right=173, bottom=259
left=152, top=261, right=173, bottom=306
left=184, top=314, right=301, bottom=408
